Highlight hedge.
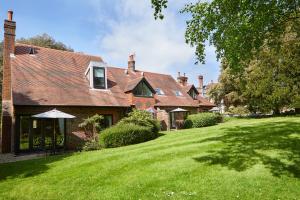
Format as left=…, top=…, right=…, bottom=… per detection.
left=99, top=123, right=158, bottom=148
left=118, top=109, right=161, bottom=133
left=184, top=113, right=223, bottom=128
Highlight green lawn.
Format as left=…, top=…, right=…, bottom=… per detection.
left=0, top=117, right=299, bottom=200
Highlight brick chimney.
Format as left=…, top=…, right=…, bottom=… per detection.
left=198, top=75, right=203, bottom=95
left=177, top=72, right=188, bottom=86
left=128, top=53, right=135, bottom=72
left=1, top=10, right=16, bottom=153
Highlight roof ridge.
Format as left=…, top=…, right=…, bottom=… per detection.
left=15, top=42, right=103, bottom=59
left=107, top=66, right=174, bottom=78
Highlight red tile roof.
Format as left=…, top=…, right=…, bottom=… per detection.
left=182, top=84, right=199, bottom=94
left=12, top=44, right=198, bottom=107
left=197, top=95, right=215, bottom=107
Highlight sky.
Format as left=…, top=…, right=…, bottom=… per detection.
left=1, top=0, right=220, bottom=86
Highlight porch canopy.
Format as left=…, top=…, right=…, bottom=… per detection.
left=32, top=109, right=76, bottom=119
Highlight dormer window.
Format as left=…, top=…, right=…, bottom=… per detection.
left=133, top=81, right=153, bottom=97
left=155, top=88, right=165, bottom=95
left=188, top=89, right=198, bottom=99
left=175, top=90, right=183, bottom=96
left=93, top=67, right=106, bottom=89
left=85, top=61, right=108, bottom=90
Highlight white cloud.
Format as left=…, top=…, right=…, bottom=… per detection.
left=88, top=0, right=195, bottom=73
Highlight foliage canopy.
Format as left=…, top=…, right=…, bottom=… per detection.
left=151, top=0, right=300, bottom=69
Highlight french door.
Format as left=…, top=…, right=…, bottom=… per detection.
left=17, top=116, right=65, bottom=153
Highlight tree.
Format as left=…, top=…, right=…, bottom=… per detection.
left=209, top=20, right=300, bottom=114
left=17, top=33, right=73, bottom=52
left=244, top=32, right=300, bottom=114
left=151, top=0, right=300, bottom=69
left=206, top=82, right=223, bottom=106
left=206, top=60, right=246, bottom=109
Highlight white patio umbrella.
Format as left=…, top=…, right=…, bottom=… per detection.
left=32, top=109, right=75, bottom=153
left=32, top=108, right=76, bottom=119
left=170, top=107, right=188, bottom=112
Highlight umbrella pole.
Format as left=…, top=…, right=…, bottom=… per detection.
left=53, top=119, right=56, bottom=155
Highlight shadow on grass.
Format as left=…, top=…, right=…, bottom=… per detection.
left=0, top=153, right=72, bottom=181
left=193, top=121, right=300, bottom=178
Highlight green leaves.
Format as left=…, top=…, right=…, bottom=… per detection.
left=79, top=114, right=104, bottom=139
left=151, top=0, right=300, bottom=70
left=151, top=0, right=168, bottom=20
left=17, top=33, right=73, bottom=52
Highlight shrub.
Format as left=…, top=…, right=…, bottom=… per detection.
left=183, top=119, right=193, bottom=129
left=99, top=123, right=158, bottom=148
left=78, top=114, right=104, bottom=141
left=186, top=112, right=223, bottom=128
left=119, top=109, right=161, bottom=133
left=227, top=106, right=250, bottom=115
left=82, top=139, right=100, bottom=151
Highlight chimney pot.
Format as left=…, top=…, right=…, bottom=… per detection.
left=8, top=10, right=13, bottom=21
left=177, top=72, right=188, bottom=86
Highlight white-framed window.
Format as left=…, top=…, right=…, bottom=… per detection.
left=85, top=61, right=108, bottom=90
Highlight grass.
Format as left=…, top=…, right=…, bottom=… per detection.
left=0, top=116, right=299, bottom=200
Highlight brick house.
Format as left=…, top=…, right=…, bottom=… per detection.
left=0, top=11, right=214, bottom=153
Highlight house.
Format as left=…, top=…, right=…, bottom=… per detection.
left=0, top=11, right=214, bottom=153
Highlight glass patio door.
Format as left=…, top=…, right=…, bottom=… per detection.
left=44, top=119, right=54, bottom=150
left=18, top=117, right=65, bottom=152
left=55, top=119, right=65, bottom=149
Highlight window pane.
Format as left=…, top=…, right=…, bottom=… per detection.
left=32, top=119, right=42, bottom=150
left=94, top=68, right=104, bottom=77
left=20, top=116, right=30, bottom=150
left=134, top=81, right=153, bottom=97
left=93, top=67, right=105, bottom=89
left=102, top=115, right=113, bottom=129
left=55, top=119, right=65, bottom=148
left=189, top=90, right=197, bottom=99
left=44, top=119, right=54, bottom=150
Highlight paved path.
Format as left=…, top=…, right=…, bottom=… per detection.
left=0, top=153, right=46, bottom=164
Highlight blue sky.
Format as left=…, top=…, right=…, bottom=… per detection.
left=1, top=0, right=220, bottom=86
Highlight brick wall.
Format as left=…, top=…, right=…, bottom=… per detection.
left=14, top=105, right=129, bottom=151
left=156, top=109, right=169, bottom=130
left=132, top=96, right=156, bottom=110
left=1, top=18, right=16, bottom=153
left=156, top=106, right=198, bottom=130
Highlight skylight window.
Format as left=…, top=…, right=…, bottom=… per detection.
left=155, top=88, right=165, bottom=95
left=175, top=90, right=183, bottom=96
